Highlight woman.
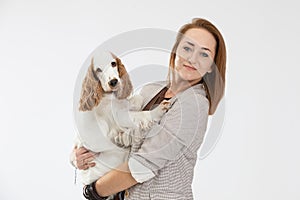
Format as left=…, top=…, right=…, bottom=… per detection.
left=72, top=18, right=226, bottom=200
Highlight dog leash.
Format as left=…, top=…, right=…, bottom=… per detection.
left=74, top=168, right=77, bottom=185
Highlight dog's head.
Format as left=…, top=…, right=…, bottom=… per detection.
left=79, top=51, right=133, bottom=111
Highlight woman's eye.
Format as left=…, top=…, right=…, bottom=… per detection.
left=111, top=61, right=117, bottom=67
left=183, top=46, right=192, bottom=52
left=200, top=52, right=209, bottom=57
left=96, top=68, right=102, bottom=73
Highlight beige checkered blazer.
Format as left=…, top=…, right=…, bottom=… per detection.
left=125, top=81, right=209, bottom=200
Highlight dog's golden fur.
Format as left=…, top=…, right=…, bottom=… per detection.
left=114, top=56, right=133, bottom=99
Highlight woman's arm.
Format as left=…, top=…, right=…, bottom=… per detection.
left=95, top=162, right=137, bottom=197
left=73, top=147, right=137, bottom=196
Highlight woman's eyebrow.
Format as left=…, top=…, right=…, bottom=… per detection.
left=185, top=41, right=212, bottom=53
left=201, top=47, right=212, bottom=53
left=186, top=41, right=195, bottom=47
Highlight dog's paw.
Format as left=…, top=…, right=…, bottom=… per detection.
left=138, top=119, right=154, bottom=131
left=150, top=100, right=171, bottom=122
left=114, top=130, right=132, bottom=148
left=129, top=111, right=153, bottom=131
left=160, top=100, right=172, bottom=111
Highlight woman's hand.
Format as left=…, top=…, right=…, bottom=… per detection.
left=73, top=146, right=96, bottom=170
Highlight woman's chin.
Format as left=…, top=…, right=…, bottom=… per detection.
left=177, top=72, right=200, bottom=82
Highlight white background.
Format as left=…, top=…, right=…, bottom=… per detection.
left=0, top=0, right=299, bottom=199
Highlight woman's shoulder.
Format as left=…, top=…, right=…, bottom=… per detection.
left=174, top=83, right=209, bottom=113
left=177, top=84, right=208, bottom=102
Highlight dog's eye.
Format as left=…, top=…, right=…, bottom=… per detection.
left=111, top=61, right=117, bottom=67
left=96, top=68, right=102, bottom=73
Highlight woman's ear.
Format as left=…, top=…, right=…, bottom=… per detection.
left=115, top=57, right=133, bottom=99
left=79, top=59, right=103, bottom=111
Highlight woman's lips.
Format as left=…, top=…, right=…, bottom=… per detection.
left=183, top=64, right=197, bottom=70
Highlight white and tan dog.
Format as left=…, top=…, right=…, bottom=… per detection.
left=74, top=51, right=169, bottom=185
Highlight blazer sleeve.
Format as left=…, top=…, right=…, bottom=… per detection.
left=128, top=91, right=209, bottom=175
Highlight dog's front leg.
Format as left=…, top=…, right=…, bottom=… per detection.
left=129, top=100, right=171, bottom=130
left=148, top=99, right=172, bottom=123
left=128, top=94, right=144, bottom=111
left=114, top=128, right=133, bottom=148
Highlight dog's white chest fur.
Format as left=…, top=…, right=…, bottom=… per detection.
left=94, top=94, right=129, bottom=139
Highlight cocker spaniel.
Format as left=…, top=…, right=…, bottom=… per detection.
left=74, top=51, right=170, bottom=185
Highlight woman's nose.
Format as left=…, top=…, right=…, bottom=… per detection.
left=188, top=52, right=197, bottom=64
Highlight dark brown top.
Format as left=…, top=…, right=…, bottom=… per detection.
left=142, top=87, right=169, bottom=111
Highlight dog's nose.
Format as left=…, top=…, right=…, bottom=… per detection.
left=109, top=79, right=118, bottom=87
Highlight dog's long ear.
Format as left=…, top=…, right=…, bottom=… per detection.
left=114, top=56, right=133, bottom=99
left=79, top=58, right=103, bottom=111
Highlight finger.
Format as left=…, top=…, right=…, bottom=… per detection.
left=84, top=156, right=95, bottom=163
left=76, top=147, right=89, bottom=155
left=80, top=163, right=90, bottom=170
left=77, top=147, right=98, bottom=157
left=77, top=160, right=90, bottom=170
left=88, top=162, right=96, bottom=168
left=76, top=161, right=84, bottom=170
left=75, top=152, right=96, bottom=168
left=75, top=149, right=94, bottom=160
left=78, top=161, right=96, bottom=170
left=79, top=152, right=95, bottom=161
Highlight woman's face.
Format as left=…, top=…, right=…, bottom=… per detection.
left=175, top=28, right=216, bottom=84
